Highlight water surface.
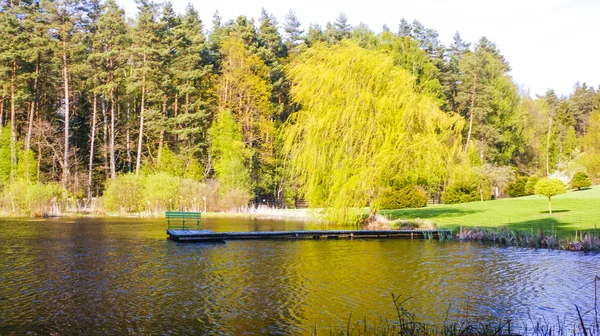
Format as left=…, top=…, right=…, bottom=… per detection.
left=0, top=217, right=598, bottom=334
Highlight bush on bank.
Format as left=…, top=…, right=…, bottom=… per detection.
left=0, top=180, right=64, bottom=216
left=101, top=173, right=252, bottom=214
left=374, top=185, right=428, bottom=209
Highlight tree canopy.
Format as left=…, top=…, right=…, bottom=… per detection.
left=282, top=41, right=464, bottom=222
left=534, top=178, right=567, bottom=214
left=0, top=1, right=598, bottom=216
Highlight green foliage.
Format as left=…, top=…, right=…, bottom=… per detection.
left=282, top=41, right=464, bottom=223
left=442, top=181, right=480, bottom=204
left=208, top=109, right=251, bottom=191
left=534, top=178, right=566, bottom=198
left=1, top=180, right=64, bottom=216
left=142, top=172, right=181, bottom=211
left=155, top=146, right=186, bottom=177
left=374, top=185, right=427, bottom=210
left=534, top=177, right=567, bottom=214
left=570, top=171, right=591, bottom=190
left=0, top=127, right=37, bottom=184
left=582, top=111, right=600, bottom=179
left=506, top=176, right=528, bottom=198
left=473, top=163, right=515, bottom=197
left=524, top=175, right=540, bottom=195
left=102, top=173, right=145, bottom=213
left=0, top=127, right=12, bottom=185
left=101, top=172, right=252, bottom=213
left=3, top=2, right=600, bottom=217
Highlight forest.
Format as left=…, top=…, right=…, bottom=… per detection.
left=1, top=0, right=599, bottom=218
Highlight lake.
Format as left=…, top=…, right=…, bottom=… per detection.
left=0, top=217, right=598, bottom=334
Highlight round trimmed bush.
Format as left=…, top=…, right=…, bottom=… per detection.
left=374, top=185, right=427, bottom=210
left=570, top=171, right=592, bottom=190
left=441, top=182, right=480, bottom=204
left=507, top=176, right=528, bottom=197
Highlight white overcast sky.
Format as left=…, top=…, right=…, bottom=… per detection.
left=116, top=0, right=600, bottom=97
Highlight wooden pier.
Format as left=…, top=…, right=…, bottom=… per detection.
left=166, top=229, right=452, bottom=242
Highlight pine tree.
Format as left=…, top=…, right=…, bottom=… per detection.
left=0, top=0, right=36, bottom=182
left=283, top=9, right=303, bottom=49
left=458, top=37, right=522, bottom=165
left=170, top=3, right=212, bottom=160
left=217, top=36, right=273, bottom=193
left=440, top=32, right=470, bottom=112
left=131, top=0, right=162, bottom=175
left=305, top=23, right=324, bottom=46
left=398, top=18, right=411, bottom=37
left=334, top=13, right=351, bottom=38
left=90, top=0, right=128, bottom=181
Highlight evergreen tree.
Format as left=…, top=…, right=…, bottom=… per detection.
left=217, top=36, right=274, bottom=194
left=283, top=9, right=303, bottom=49
left=398, top=18, right=411, bottom=37
left=305, top=23, right=324, bottom=46
left=90, top=0, right=128, bottom=180
left=170, top=3, right=212, bottom=162
left=440, top=32, right=470, bottom=112
left=131, top=0, right=162, bottom=175
left=458, top=37, right=522, bottom=165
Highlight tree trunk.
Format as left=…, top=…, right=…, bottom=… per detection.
left=135, top=54, right=147, bottom=176
left=87, top=94, right=97, bottom=204
left=545, top=109, right=554, bottom=177
left=125, top=66, right=132, bottom=172
left=548, top=197, right=552, bottom=215
left=26, top=56, right=39, bottom=150
left=174, top=92, right=178, bottom=142
left=464, top=72, right=477, bottom=154
left=10, top=60, right=17, bottom=182
left=62, top=44, right=70, bottom=189
left=101, top=94, right=108, bottom=178
left=157, top=95, right=166, bottom=164
left=109, top=87, right=116, bottom=180
left=0, top=96, right=4, bottom=135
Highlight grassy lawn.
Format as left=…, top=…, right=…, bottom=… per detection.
left=382, top=185, right=600, bottom=236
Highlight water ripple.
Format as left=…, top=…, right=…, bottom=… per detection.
left=0, top=218, right=599, bottom=335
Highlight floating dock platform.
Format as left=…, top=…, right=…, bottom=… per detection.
left=167, top=229, right=452, bottom=242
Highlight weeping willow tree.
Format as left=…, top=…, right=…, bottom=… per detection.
left=281, top=41, right=465, bottom=223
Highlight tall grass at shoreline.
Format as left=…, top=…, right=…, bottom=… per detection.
left=457, top=226, right=600, bottom=251
left=315, top=282, right=600, bottom=336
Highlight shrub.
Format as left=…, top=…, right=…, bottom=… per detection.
left=101, top=173, right=145, bottom=212
left=570, top=171, right=592, bottom=190
left=142, top=172, right=182, bottom=212
left=442, top=182, right=480, bottom=204
left=375, top=185, right=427, bottom=210
left=507, top=176, right=528, bottom=197
left=218, top=187, right=252, bottom=211
left=524, top=175, right=540, bottom=195
left=1, top=180, right=65, bottom=216
left=534, top=178, right=567, bottom=214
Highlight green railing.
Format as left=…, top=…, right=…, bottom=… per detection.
left=166, top=211, right=201, bottom=230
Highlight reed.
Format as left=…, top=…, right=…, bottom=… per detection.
left=316, top=285, right=600, bottom=336
left=457, top=227, right=600, bottom=252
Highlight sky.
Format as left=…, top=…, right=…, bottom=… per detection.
left=116, top=0, right=600, bottom=97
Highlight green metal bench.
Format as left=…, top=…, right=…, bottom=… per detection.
left=166, top=211, right=201, bottom=230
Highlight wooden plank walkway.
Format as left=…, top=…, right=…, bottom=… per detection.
left=167, top=229, right=452, bottom=242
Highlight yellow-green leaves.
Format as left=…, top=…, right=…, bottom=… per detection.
left=282, top=41, right=465, bottom=223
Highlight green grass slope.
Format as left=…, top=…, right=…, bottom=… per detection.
left=382, top=185, right=600, bottom=235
